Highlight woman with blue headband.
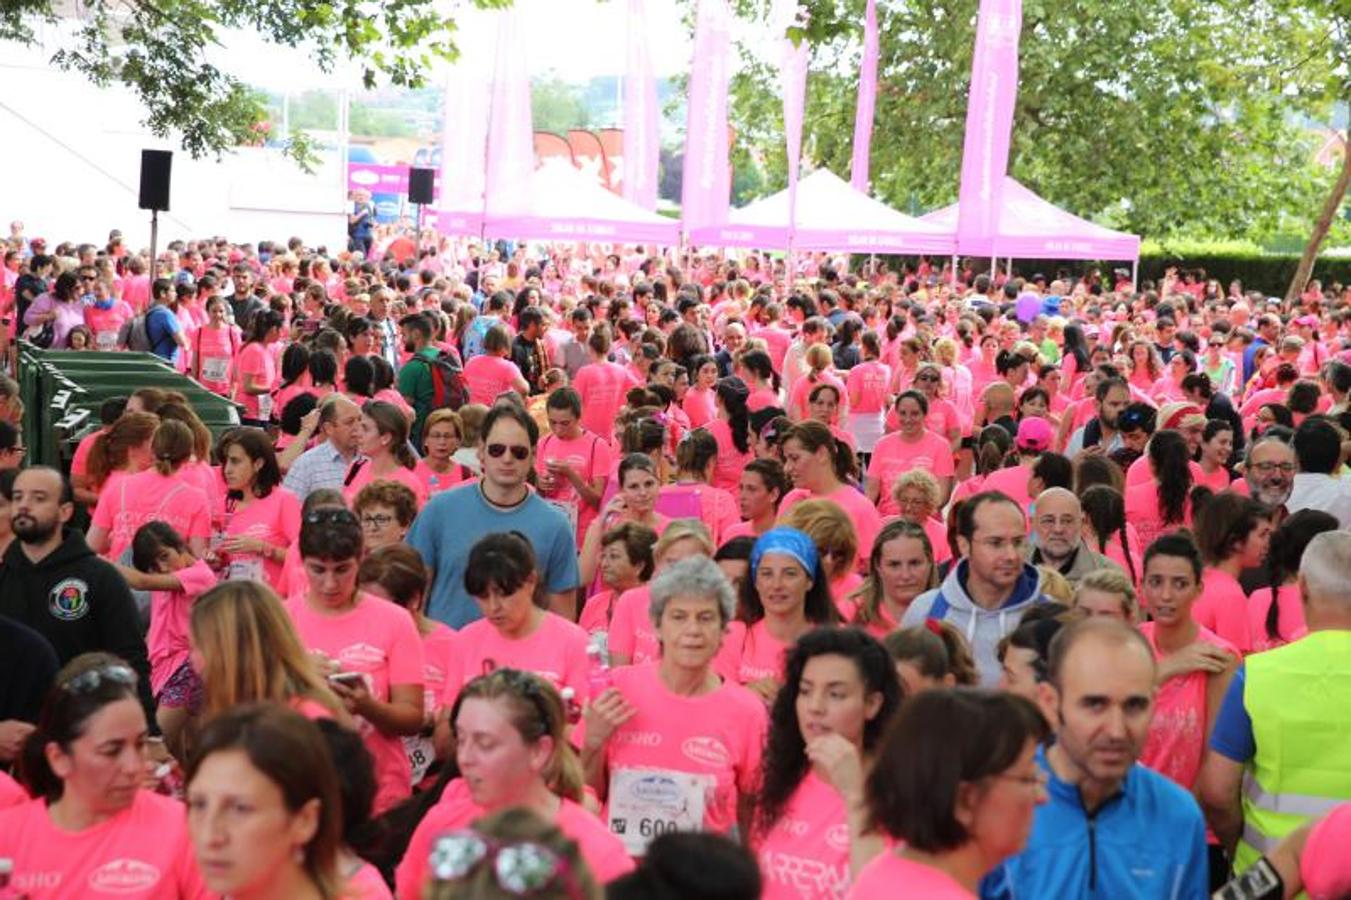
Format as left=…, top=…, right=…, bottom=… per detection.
left=723, top=527, right=840, bottom=705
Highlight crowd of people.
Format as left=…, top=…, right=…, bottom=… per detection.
left=0, top=222, right=1349, bottom=899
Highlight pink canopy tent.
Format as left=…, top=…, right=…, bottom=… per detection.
left=921, top=176, right=1141, bottom=262
left=689, top=168, right=957, bottom=255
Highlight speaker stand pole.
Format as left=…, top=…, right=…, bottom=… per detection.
left=416, top=202, right=424, bottom=259
left=149, top=209, right=159, bottom=280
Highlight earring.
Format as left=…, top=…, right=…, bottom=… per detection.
left=293, top=845, right=305, bottom=865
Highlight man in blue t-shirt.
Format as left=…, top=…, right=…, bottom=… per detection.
left=145, top=277, right=184, bottom=364
left=407, top=404, right=579, bottom=628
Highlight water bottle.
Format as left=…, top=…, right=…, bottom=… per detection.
left=586, top=634, right=612, bottom=699
left=0, top=858, right=26, bottom=899
left=560, top=687, right=583, bottom=725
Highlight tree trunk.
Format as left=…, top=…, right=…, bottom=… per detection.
left=1286, top=131, right=1351, bottom=305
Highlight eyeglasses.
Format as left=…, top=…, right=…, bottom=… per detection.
left=995, top=770, right=1049, bottom=791
left=1250, top=462, right=1296, bottom=475
left=360, top=513, right=395, bottom=530
left=63, top=663, right=137, bottom=695
left=428, top=830, right=583, bottom=899
left=914, top=374, right=939, bottom=383
left=486, top=443, right=531, bottom=461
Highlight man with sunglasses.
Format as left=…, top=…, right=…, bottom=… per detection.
left=408, top=404, right=579, bottom=627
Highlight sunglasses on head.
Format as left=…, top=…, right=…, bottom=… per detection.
left=486, top=443, right=530, bottom=461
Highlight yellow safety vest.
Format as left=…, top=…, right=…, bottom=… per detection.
left=1236, top=630, right=1351, bottom=872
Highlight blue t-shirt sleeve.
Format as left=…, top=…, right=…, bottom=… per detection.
left=543, top=513, right=579, bottom=594
left=1208, top=664, right=1255, bottom=762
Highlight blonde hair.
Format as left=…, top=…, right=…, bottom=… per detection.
left=190, top=581, right=347, bottom=722
left=891, top=469, right=941, bottom=513
left=1037, top=566, right=1073, bottom=604
left=425, top=808, right=601, bottom=900
left=779, top=498, right=859, bottom=574
left=1073, top=567, right=1139, bottom=621
left=653, top=518, right=714, bottom=561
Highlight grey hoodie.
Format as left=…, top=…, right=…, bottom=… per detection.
left=900, top=559, right=1051, bottom=686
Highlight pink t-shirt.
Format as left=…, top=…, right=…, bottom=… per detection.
left=192, top=323, right=239, bottom=395
left=1138, top=622, right=1237, bottom=790
left=395, top=779, right=634, bottom=899
left=977, top=463, right=1035, bottom=513
left=578, top=589, right=625, bottom=638
left=0, top=791, right=206, bottom=899
left=757, top=770, right=854, bottom=900
left=747, top=386, right=781, bottom=413
left=1193, top=568, right=1253, bottom=654
left=463, top=354, right=524, bottom=406
left=1246, top=583, right=1307, bottom=654
left=1123, top=480, right=1193, bottom=553
left=780, top=486, right=882, bottom=570
left=598, top=662, right=767, bottom=834
left=1301, top=803, right=1351, bottom=900
left=722, top=619, right=794, bottom=684
left=448, top=612, right=590, bottom=705
left=847, top=852, right=975, bottom=899
left=683, top=386, right=718, bottom=428
left=222, top=488, right=301, bottom=586
left=0, top=770, right=27, bottom=809
left=867, top=431, right=955, bottom=517
left=789, top=373, right=846, bottom=421
left=846, top=361, right=892, bottom=414
left=146, top=559, right=217, bottom=696
left=70, top=427, right=107, bottom=479
left=708, top=418, right=755, bottom=492
left=236, top=341, right=278, bottom=420
left=1125, top=456, right=1207, bottom=488
left=412, top=459, right=472, bottom=497
left=343, top=461, right=430, bottom=509
left=83, top=301, right=134, bottom=350
left=347, top=861, right=393, bottom=899
left=659, top=482, right=740, bottom=547
left=608, top=585, right=658, bottom=665
left=285, top=593, right=425, bottom=815
left=573, top=361, right=640, bottom=440
left=91, top=469, right=211, bottom=561
left=536, top=431, right=614, bottom=546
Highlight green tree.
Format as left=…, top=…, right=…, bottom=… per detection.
left=531, top=75, right=593, bottom=134
left=723, top=0, right=1340, bottom=243
left=0, top=0, right=512, bottom=165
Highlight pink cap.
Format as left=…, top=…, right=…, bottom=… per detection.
left=1294, top=315, right=1318, bottom=327
left=1016, top=416, right=1055, bottom=451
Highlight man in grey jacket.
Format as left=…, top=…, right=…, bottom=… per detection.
left=1027, top=488, right=1121, bottom=587
left=902, top=490, right=1055, bottom=685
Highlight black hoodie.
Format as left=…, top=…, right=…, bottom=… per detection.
left=0, top=528, right=156, bottom=725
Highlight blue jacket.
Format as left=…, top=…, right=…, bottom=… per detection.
left=981, top=747, right=1208, bottom=900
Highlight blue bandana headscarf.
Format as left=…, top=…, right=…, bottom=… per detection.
left=750, top=527, right=819, bottom=576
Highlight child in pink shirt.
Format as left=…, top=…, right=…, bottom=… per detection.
left=449, top=611, right=590, bottom=706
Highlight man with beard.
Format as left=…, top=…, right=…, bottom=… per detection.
left=1239, top=435, right=1297, bottom=593
left=1065, top=376, right=1132, bottom=457
left=982, top=618, right=1208, bottom=899
left=0, top=467, right=154, bottom=724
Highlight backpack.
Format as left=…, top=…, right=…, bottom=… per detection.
left=411, top=351, right=469, bottom=411
left=119, top=314, right=152, bottom=352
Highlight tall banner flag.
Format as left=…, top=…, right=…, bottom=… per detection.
left=681, top=0, right=733, bottom=234
left=850, top=0, right=878, bottom=192
left=955, top=0, right=1023, bottom=249
left=436, top=10, right=493, bottom=234
left=484, top=6, right=535, bottom=220
left=774, top=0, right=809, bottom=277
left=624, top=0, right=660, bottom=210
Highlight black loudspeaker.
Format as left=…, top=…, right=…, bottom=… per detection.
left=139, top=150, right=172, bottom=211
left=408, top=167, right=435, bottom=205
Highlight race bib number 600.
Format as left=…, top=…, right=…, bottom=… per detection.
left=606, top=768, right=713, bottom=857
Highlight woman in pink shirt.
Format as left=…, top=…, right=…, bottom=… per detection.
left=414, top=409, right=474, bottom=497
left=1124, top=430, right=1198, bottom=552
left=608, top=520, right=716, bottom=667
left=1126, top=339, right=1162, bottom=394
left=186, top=704, right=343, bottom=900
left=0, top=654, right=206, bottom=898
left=399, top=670, right=634, bottom=898
left=235, top=309, right=284, bottom=424
left=342, top=400, right=429, bottom=508
left=781, top=499, right=864, bottom=618
left=536, top=387, right=612, bottom=546
left=725, top=528, right=840, bottom=704
left=217, top=429, right=300, bottom=585
left=740, top=349, right=781, bottom=413
left=683, top=353, right=719, bottom=428
left=727, top=458, right=791, bottom=541
left=755, top=628, right=902, bottom=900
left=1137, top=533, right=1238, bottom=791
left=1248, top=510, right=1337, bottom=653
left=1192, top=490, right=1274, bottom=654
left=889, top=468, right=954, bottom=565
left=849, top=520, right=939, bottom=640
left=846, top=332, right=892, bottom=454
left=84, top=409, right=158, bottom=503
left=708, top=376, right=755, bottom=492
left=463, top=325, right=529, bottom=406
left=573, top=326, right=641, bottom=441
left=806, top=384, right=858, bottom=454
left=191, top=295, right=240, bottom=397
left=87, top=419, right=212, bottom=561
left=848, top=689, right=1049, bottom=899
left=1150, top=351, right=1194, bottom=404
left=788, top=344, right=843, bottom=420
left=866, top=392, right=956, bottom=516
left=286, top=508, right=425, bottom=815
left=781, top=421, right=881, bottom=566
left=83, top=277, right=134, bottom=350
left=582, top=555, right=770, bottom=854
left=581, top=454, right=669, bottom=590
left=578, top=522, right=657, bottom=641
left=445, top=532, right=591, bottom=707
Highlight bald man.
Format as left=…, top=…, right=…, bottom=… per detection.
left=282, top=394, right=364, bottom=500
left=1027, top=487, right=1121, bottom=587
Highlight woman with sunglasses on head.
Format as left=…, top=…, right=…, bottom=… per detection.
left=186, top=704, right=342, bottom=900
left=423, top=808, right=602, bottom=900
left=216, top=427, right=300, bottom=584
left=399, top=670, right=633, bottom=899
left=907, top=362, right=961, bottom=454
left=0, top=652, right=206, bottom=897
left=343, top=400, right=429, bottom=508
left=582, top=556, right=769, bottom=856
left=286, top=506, right=425, bottom=815
left=754, top=628, right=903, bottom=900
left=847, top=689, right=1049, bottom=898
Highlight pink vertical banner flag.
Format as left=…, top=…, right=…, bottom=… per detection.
left=484, top=6, right=535, bottom=220
left=955, top=0, right=1023, bottom=250
left=436, top=10, right=493, bottom=234
left=850, top=0, right=878, bottom=192
left=623, top=0, right=660, bottom=210
left=774, top=0, right=809, bottom=274
left=681, top=0, right=733, bottom=234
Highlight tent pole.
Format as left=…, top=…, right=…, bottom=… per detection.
left=950, top=254, right=958, bottom=288
left=1131, top=257, right=1139, bottom=292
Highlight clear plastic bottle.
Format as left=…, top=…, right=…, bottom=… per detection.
left=0, top=858, right=25, bottom=899
left=586, top=634, right=612, bottom=698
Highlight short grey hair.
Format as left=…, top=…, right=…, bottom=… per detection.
left=1300, top=531, right=1351, bottom=609
left=648, top=555, right=736, bottom=628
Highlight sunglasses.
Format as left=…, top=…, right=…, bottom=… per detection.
left=63, top=663, right=137, bottom=695
left=429, top=830, right=583, bottom=899
left=303, top=508, right=357, bottom=526
left=486, top=443, right=530, bottom=461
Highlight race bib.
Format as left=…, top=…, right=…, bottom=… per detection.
left=606, top=768, right=713, bottom=857
left=96, top=330, right=119, bottom=350
left=404, top=735, right=436, bottom=785
left=547, top=498, right=580, bottom=536
left=257, top=393, right=274, bottom=420
left=227, top=555, right=264, bottom=582
left=201, top=356, right=229, bottom=383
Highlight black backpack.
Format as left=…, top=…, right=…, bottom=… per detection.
left=411, top=351, right=469, bottom=411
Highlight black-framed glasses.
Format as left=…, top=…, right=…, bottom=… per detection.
left=486, top=443, right=530, bottom=461
left=429, top=830, right=583, bottom=899
left=359, top=513, right=395, bottom=530
left=63, top=663, right=137, bottom=695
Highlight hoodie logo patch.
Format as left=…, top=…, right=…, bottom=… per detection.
left=50, top=578, right=90, bottom=621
